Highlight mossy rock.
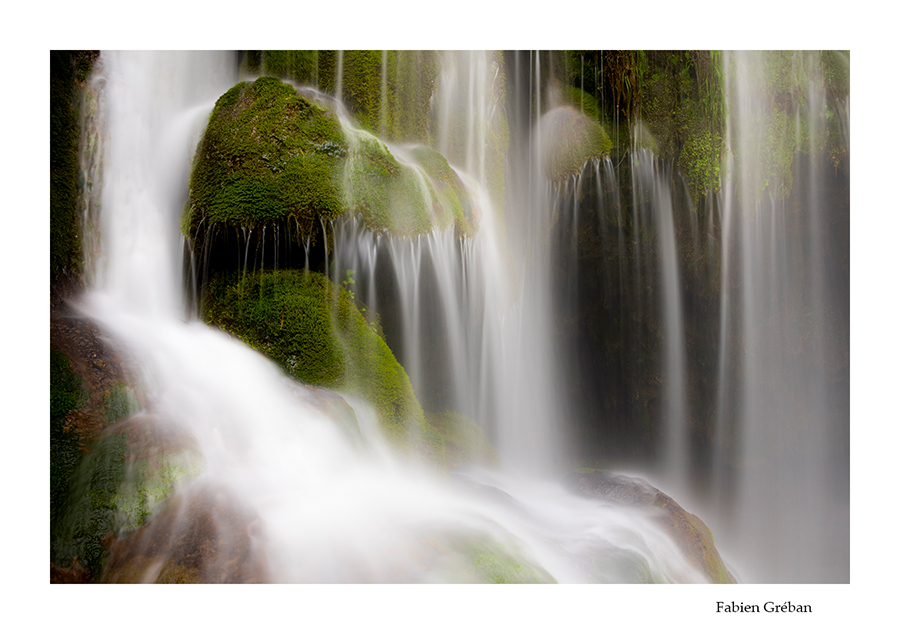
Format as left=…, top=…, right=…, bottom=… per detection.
left=405, top=529, right=555, bottom=583
left=187, top=75, right=467, bottom=243
left=540, top=106, right=612, bottom=181
left=468, top=540, right=554, bottom=583
left=407, top=145, right=477, bottom=235
left=51, top=415, right=204, bottom=578
left=560, top=84, right=603, bottom=122
left=341, top=129, right=434, bottom=235
left=50, top=347, right=89, bottom=537
left=101, top=484, right=267, bottom=583
left=202, top=269, right=440, bottom=459
left=51, top=51, right=98, bottom=285
left=243, top=50, right=438, bottom=145
left=564, top=470, right=735, bottom=583
left=425, top=410, right=498, bottom=468
left=186, top=76, right=348, bottom=243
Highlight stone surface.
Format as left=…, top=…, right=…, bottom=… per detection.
left=563, top=470, right=736, bottom=583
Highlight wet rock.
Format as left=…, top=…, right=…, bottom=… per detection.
left=540, top=106, right=612, bottom=181
left=563, top=470, right=736, bottom=583
left=102, top=484, right=268, bottom=583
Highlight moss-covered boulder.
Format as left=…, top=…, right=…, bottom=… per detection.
left=187, top=76, right=476, bottom=250
left=425, top=410, right=498, bottom=468
left=186, top=76, right=348, bottom=244
left=564, top=470, right=735, bottom=583
left=341, top=129, right=433, bottom=235
left=51, top=307, right=147, bottom=581
left=51, top=415, right=204, bottom=579
left=540, top=106, right=612, bottom=181
left=202, top=269, right=443, bottom=459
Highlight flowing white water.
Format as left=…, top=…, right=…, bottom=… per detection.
left=79, top=50, right=709, bottom=583
left=712, top=51, right=849, bottom=582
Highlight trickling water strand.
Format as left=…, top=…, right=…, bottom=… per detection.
left=380, top=50, right=389, bottom=137
left=335, top=50, right=344, bottom=104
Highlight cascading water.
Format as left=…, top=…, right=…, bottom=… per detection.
left=57, top=48, right=848, bottom=585
left=71, top=50, right=716, bottom=584
left=711, top=51, right=850, bottom=583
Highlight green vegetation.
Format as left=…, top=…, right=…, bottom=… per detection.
left=186, top=76, right=478, bottom=247
left=341, top=129, right=434, bottom=235
left=540, top=106, right=612, bottom=181
left=565, top=51, right=725, bottom=200
left=51, top=429, right=127, bottom=576
left=560, top=84, right=603, bottom=122
left=425, top=411, right=498, bottom=468
left=408, top=146, right=476, bottom=235
left=51, top=421, right=203, bottom=578
left=51, top=51, right=98, bottom=284
left=244, top=50, right=438, bottom=143
left=472, top=542, right=552, bottom=583
left=186, top=76, right=348, bottom=246
left=202, top=269, right=440, bottom=455
left=50, top=348, right=87, bottom=535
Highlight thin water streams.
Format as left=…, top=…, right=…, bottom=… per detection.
left=79, top=50, right=712, bottom=583
left=71, top=49, right=848, bottom=584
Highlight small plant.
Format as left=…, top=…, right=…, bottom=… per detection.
left=341, top=269, right=356, bottom=300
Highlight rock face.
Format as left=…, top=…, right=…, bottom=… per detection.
left=563, top=470, right=736, bottom=583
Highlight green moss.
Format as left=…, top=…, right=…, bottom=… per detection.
left=560, top=84, right=602, bottom=122
left=186, top=77, right=348, bottom=244
left=679, top=126, right=723, bottom=198
left=202, top=269, right=432, bottom=453
left=51, top=421, right=204, bottom=578
left=747, top=50, right=850, bottom=195
left=387, top=51, right=439, bottom=142
left=113, top=445, right=204, bottom=533
left=425, top=411, right=498, bottom=468
left=821, top=50, right=850, bottom=102
left=541, top=106, right=612, bottom=181
left=246, top=50, right=438, bottom=144
left=342, top=129, right=434, bottom=235
left=470, top=541, right=554, bottom=583
left=187, top=75, right=446, bottom=241
left=337, top=50, right=385, bottom=134
left=408, top=146, right=476, bottom=234
left=50, top=348, right=88, bottom=537
left=51, top=430, right=127, bottom=575
left=254, top=50, right=321, bottom=85
left=103, top=382, right=136, bottom=423
left=51, top=51, right=97, bottom=283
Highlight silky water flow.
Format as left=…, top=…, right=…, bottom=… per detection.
left=74, top=50, right=848, bottom=583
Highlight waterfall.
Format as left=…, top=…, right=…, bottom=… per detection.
left=712, top=51, right=850, bottom=583
left=72, top=50, right=714, bottom=584
left=56, top=48, right=849, bottom=585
